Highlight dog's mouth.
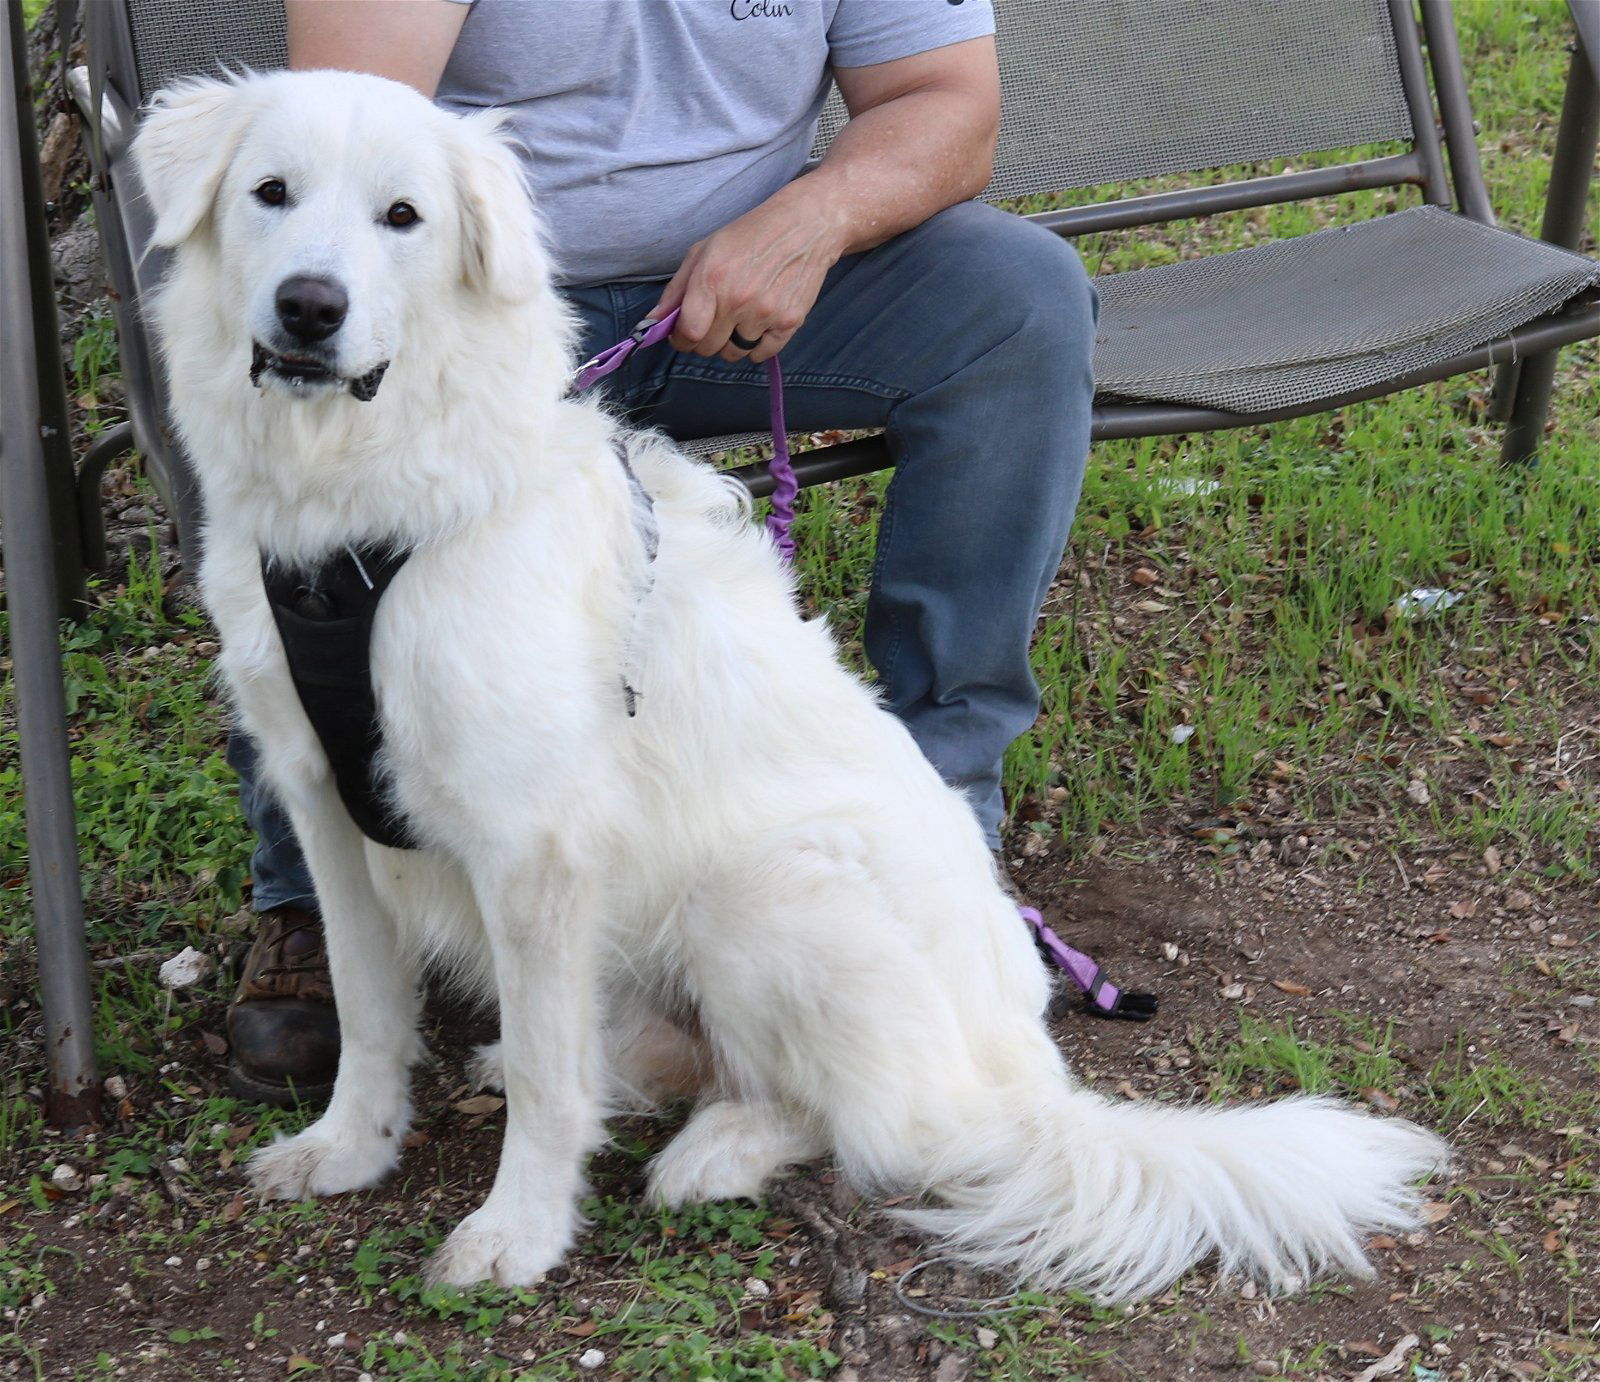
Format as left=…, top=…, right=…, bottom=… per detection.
left=250, top=343, right=389, bottom=403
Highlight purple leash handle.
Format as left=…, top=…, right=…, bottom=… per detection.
left=1018, top=906, right=1158, bottom=1022
left=573, top=307, right=799, bottom=564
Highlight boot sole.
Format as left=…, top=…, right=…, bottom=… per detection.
left=227, top=1062, right=334, bottom=1110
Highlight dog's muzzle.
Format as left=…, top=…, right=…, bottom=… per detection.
left=250, top=342, right=390, bottom=403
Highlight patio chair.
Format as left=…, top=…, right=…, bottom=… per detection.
left=4, top=0, right=1597, bottom=1124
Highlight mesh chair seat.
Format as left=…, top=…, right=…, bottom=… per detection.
left=1092, top=205, right=1600, bottom=413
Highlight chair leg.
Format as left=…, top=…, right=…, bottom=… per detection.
left=1502, top=32, right=1600, bottom=465
left=3, top=0, right=100, bottom=1128
left=1500, top=350, right=1562, bottom=466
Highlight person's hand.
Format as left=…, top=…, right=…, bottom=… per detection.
left=650, top=186, right=845, bottom=364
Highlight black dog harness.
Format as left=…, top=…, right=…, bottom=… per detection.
left=262, top=543, right=419, bottom=849
left=260, top=447, right=657, bottom=851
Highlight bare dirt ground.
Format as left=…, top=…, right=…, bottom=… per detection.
left=9, top=816, right=1597, bottom=1380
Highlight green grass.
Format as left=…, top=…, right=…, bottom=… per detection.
left=1203, top=1013, right=1412, bottom=1102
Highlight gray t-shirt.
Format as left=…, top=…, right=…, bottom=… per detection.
left=436, top=0, right=995, bottom=286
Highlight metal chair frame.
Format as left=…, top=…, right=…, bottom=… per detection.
left=2, top=0, right=1596, bottom=1125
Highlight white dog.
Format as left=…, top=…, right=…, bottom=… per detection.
left=132, top=70, right=1447, bottom=1299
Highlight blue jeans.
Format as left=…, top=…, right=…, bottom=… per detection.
left=234, top=201, right=1096, bottom=911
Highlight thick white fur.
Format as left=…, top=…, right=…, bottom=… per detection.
left=135, top=70, right=1448, bottom=1296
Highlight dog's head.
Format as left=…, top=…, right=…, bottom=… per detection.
left=133, top=70, right=545, bottom=405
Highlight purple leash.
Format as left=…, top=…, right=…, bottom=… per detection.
left=1019, top=906, right=1158, bottom=1022
left=573, top=307, right=798, bottom=561
left=573, top=310, right=1156, bottom=1022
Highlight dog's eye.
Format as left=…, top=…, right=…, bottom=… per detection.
left=254, top=178, right=288, bottom=207
left=385, top=201, right=420, bottom=229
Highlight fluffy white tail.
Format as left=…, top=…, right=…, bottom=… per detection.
left=897, top=1083, right=1449, bottom=1300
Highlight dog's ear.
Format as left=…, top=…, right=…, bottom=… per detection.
left=133, top=76, right=256, bottom=248
left=452, top=115, right=545, bottom=304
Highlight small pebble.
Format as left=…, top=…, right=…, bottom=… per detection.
left=742, top=1278, right=770, bottom=1299
left=579, top=1348, right=606, bottom=1370
left=104, top=1074, right=128, bottom=1100
left=164, top=1256, right=182, bottom=1268
left=159, top=947, right=213, bottom=990
left=51, top=1163, right=83, bottom=1192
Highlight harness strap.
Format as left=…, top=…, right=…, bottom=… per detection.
left=261, top=544, right=418, bottom=850
left=614, top=441, right=659, bottom=716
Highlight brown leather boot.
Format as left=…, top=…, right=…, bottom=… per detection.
left=226, top=906, right=340, bottom=1107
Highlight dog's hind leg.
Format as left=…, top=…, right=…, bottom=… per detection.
left=680, top=838, right=992, bottom=1192
left=647, top=1100, right=823, bottom=1207
left=248, top=790, right=423, bottom=1201
left=427, top=846, right=609, bottom=1288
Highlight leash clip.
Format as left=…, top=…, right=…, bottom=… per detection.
left=1018, top=905, right=1159, bottom=1023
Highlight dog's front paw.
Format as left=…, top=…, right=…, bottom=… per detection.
left=248, top=1125, right=400, bottom=1200
left=425, top=1204, right=578, bottom=1288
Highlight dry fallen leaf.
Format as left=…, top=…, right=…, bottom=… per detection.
left=1362, top=1087, right=1400, bottom=1114
left=1270, top=979, right=1311, bottom=996
left=221, top=1194, right=245, bottom=1223
left=1130, top=566, right=1159, bottom=587
left=1447, top=899, right=1478, bottom=919
left=1419, top=1200, right=1453, bottom=1224
left=1352, top=1334, right=1420, bottom=1382
left=1483, top=845, right=1503, bottom=875
left=562, top=1319, right=598, bottom=1338
left=452, top=1095, right=506, bottom=1116
left=1542, top=1229, right=1563, bottom=1253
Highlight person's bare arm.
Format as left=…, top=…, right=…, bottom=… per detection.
left=285, top=0, right=468, bottom=96
left=655, top=37, right=1000, bottom=363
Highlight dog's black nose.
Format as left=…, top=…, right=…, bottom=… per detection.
left=275, top=275, right=348, bottom=344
